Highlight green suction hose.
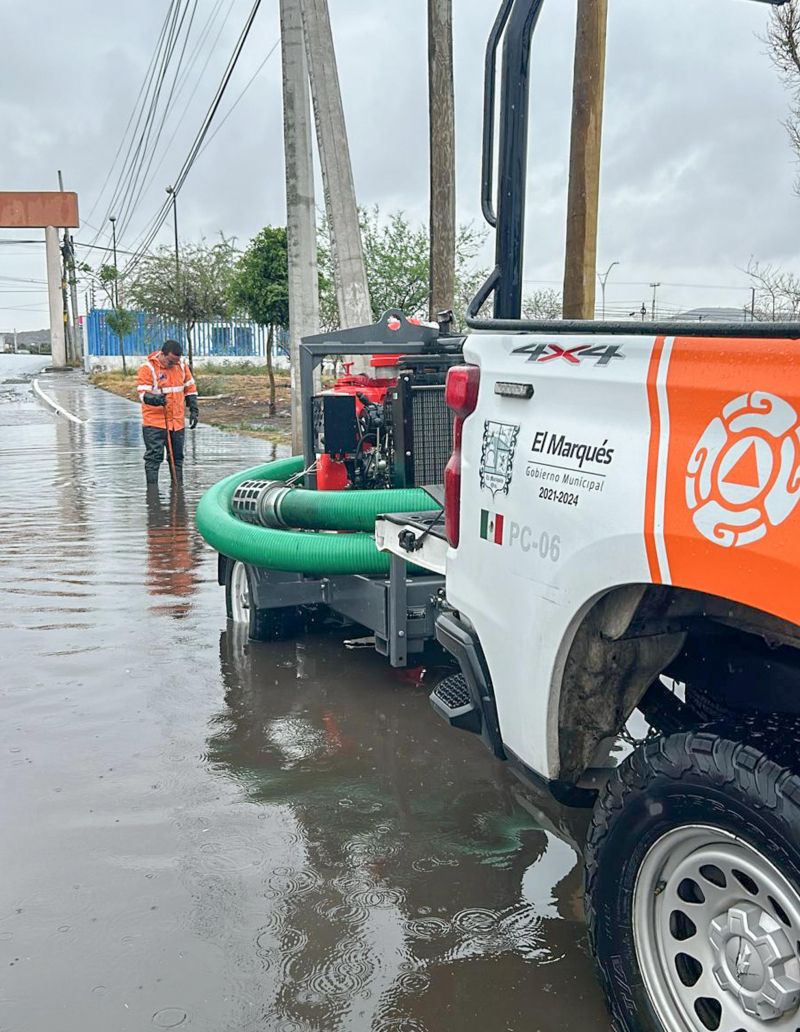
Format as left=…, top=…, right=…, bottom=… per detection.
left=195, top=456, right=440, bottom=576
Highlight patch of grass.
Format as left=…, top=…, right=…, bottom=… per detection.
left=215, top=420, right=291, bottom=443
left=194, top=360, right=282, bottom=376
left=194, top=375, right=227, bottom=396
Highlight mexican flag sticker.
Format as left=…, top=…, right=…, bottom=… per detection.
left=480, top=509, right=504, bottom=545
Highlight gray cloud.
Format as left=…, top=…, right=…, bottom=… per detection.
left=0, top=0, right=794, bottom=329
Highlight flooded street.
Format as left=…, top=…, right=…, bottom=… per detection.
left=0, top=357, right=609, bottom=1031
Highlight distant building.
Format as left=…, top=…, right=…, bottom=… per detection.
left=86, top=309, right=287, bottom=367
left=671, top=307, right=750, bottom=323
left=0, top=329, right=51, bottom=353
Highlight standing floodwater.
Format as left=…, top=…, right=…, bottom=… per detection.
left=0, top=361, right=609, bottom=1031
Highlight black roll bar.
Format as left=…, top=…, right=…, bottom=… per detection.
left=480, top=0, right=514, bottom=228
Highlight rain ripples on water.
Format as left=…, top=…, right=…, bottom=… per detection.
left=0, top=358, right=609, bottom=1030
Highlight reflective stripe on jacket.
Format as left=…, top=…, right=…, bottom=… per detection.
left=137, top=351, right=198, bottom=430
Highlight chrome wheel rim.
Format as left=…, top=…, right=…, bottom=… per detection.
left=229, top=561, right=250, bottom=623
left=633, top=824, right=800, bottom=1031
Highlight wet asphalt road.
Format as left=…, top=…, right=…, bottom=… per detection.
left=0, top=356, right=610, bottom=1032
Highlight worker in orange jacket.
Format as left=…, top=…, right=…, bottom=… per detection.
left=136, top=339, right=199, bottom=485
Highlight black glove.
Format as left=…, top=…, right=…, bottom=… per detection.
left=143, top=392, right=166, bottom=407
left=187, top=397, right=199, bottom=429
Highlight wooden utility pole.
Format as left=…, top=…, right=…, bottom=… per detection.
left=562, top=0, right=609, bottom=320
left=428, top=0, right=455, bottom=322
left=57, top=171, right=75, bottom=363
left=301, top=0, right=372, bottom=368
left=280, top=0, right=320, bottom=452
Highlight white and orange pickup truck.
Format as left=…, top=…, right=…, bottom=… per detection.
left=379, top=331, right=800, bottom=1032
left=374, top=0, right=800, bottom=1027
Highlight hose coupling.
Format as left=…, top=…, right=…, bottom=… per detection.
left=231, top=480, right=292, bottom=528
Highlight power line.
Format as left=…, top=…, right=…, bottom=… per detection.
left=116, top=0, right=203, bottom=238
left=85, top=4, right=179, bottom=227
left=117, top=0, right=239, bottom=241
left=196, top=38, right=279, bottom=158
left=73, top=240, right=141, bottom=257
left=87, top=1, right=181, bottom=243
left=523, top=276, right=754, bottom=291
left=110, top=0, right=195, bottom=239
left=122, top=0, right=265, bottom=277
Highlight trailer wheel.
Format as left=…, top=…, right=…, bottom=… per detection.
left=225, top=560, right=250, bottom=622
left=225, top=560, right=304, bottom=642
left=585, top=730, right=800, bottom=1032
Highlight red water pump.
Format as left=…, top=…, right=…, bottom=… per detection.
left=314, top=353, right=402, bottom=490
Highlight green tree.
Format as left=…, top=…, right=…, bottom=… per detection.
left=317, top=206, right=487, bottom=330
left=228, top=226, right=289, bottom=415
left=95, top=263, right=136, bottom=374
left=127, top=237, right=237, bottom=366
left=105, top=308, right=137, bottom=374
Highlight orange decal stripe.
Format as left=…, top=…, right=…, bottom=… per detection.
left=644, top=337, right=666, bottom=582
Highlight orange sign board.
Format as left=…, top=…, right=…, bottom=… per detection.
left=0, top=192, right=79, bottom=228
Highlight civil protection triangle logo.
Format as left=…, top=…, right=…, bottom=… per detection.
left=479, top=420, right=519, bottom=499
left=480, top=509, right=505, bottom=545
left=686, top=391, right=800, bottom=548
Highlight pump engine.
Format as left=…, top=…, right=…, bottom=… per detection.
left=312, top=352, right=459, bottom=491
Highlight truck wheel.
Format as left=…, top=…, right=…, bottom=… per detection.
left=224, top=560, right=304, bottom=642
left=585, top=730, right=800, bottom=1032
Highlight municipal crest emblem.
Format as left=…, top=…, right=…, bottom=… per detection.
left=479, top=420, right=519, bottom=498
left=686, top=391, right=800, bottom=548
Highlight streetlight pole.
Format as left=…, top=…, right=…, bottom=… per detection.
left=649, top=281, right=661, bottom=321
left=597, top=260, right=619, bottom=320
left=109, top=215, right=119, bottom=309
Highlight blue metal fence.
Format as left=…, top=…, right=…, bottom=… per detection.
left=86, top=310, right=288, bottom=359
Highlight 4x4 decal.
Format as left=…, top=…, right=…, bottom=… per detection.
left=512, top=342, right=624, bottom=367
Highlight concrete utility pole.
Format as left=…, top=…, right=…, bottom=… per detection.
left=45, top=226, right=68, bottom=368
left=428, top=0, right=456, bottom=322
left=562, top=0, right=609, bottom=320
left=280, top=0, right=321, bottom=453
left=301, top=0, right=372, bottom=366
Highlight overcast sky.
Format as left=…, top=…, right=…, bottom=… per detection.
left=0, top=0, right=796, bottom=331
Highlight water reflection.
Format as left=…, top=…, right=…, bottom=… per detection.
left=204, top=628, right=608, bottom=1031
left=145, top=485, right=203, bottom=619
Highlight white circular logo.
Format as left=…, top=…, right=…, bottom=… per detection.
left=685, top=391, right=800, bottom=548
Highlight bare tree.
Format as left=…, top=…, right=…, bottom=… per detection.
left=522, top=289, right=563, bottom=321
left=746, top=258, right=800, bottom=320
left=766, top=1, right=800, bottom=188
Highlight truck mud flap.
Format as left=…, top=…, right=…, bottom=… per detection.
left=432, top=613, right=506, bottom=759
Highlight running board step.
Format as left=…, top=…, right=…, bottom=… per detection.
left=430, top=674, right=482, bottom=735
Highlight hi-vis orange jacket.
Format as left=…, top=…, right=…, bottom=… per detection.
left=136, top=351, right=198, bottom=430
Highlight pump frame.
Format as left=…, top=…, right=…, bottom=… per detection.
left=218, top=310, right=461, bottom=667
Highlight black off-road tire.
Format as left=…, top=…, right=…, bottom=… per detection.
left=585, top=727, right=800, bottom=1032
